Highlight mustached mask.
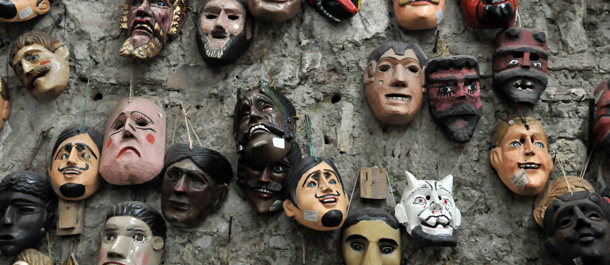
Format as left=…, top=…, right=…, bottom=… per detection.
left=493, top=27, right=548, bottom=104
left=306, top=0, right=360, bottom=22
left=426, top=56, right=482, bottom=143
left=48, top=127, right=103, bottom=201
left=119, top=0, right=188, bottom=59
left=394, top=171, right=461, bottom=246
left=100, top=97, right=167, bottom=185
left=392, top=0, right=445, bottom=30
left=196, top=0, right=254, bottom=67
left=459, top=0, right=517, bottom=29
left=233, top=80, right=297, bottom=168
left=593, top=80, right=610, bottom=155
left=282, top=157, right=349, bottom=231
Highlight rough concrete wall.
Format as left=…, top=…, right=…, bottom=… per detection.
left=0, top=0, right=609, bottom=264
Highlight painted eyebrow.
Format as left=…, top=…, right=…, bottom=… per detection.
left=126, top=228, right=148, bottom=232
left=379, top=238, right=399, bottom=246
left=111, top=112, right=127, bottom=128
left=131, top=111, right=154, bottom=124
left=104, top=228, right=119, bottom=232
left=345, top=234, right=367, bottom=242
left=302, top=170, right=322, bottom=188
left=54, top=143, right=73, bottom=160
left=54, top=143, right=98, bottom=160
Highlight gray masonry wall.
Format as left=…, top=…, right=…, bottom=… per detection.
left=1, top=0, right=609, bottom=264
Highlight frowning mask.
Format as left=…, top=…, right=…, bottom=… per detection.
left=0, top=0, right=51, bottom=23
left=394, top=171, right=461, bottom=246
left=307, top=0, right=360, bottom=22
left=161, top=144, right=232, bottom=227
left=426, top=56, right=482, bottom=143
left=196, top=0, right=253, bottom=66
left=341, top=208, right=401, bottom=265
left=493, top=27, right=548, bottom=104
left=247, top=0, right=301, bottom=22
left=0, top=77, right=11, bottom=130
left=48, top=127, right=103, bottom=201
left=490, top=117, right=552, bottom=196
left=392, top=0, right=445, bottom=30
left=233, top=80, right=297, bottom=167
left=9, top=31, right=69, bottom=102
left=100, top=98, right=166, bottom=185
left=459, top=0, right=517, bottom=29
left=364, top=41, right=427, bottom=126
left=543, top=191, right=610, bottom=265
left=98, top=202, right=166, bottom=265
left=283, top=157, right=349, bottom=231
left=119, top=0, right=188, bottom=59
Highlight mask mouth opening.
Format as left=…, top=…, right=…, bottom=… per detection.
left=133, top=19, right=155, bottom=35
left=421, top=215, right=451, bottom=229
left=385, top=94, right=412, bottom=102
left=482, top=0, right=506, bottom=4
left=211, top=30, right=229, bottom=39
left=518, top=163, right=540, bottom=170
left=513, top=79, right=536, bottom=91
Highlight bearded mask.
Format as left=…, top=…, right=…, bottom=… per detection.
left=48, top=127, right=103, bottom=201
left=533, top=176, right=595, bottom=227
left=233, top=80, right=297, bottom=168
left=493, top=27, right=548, bottom=104
left=247, top=0, right=301, bottom=22
left=593, top=80, right=610, bottom=156
left=119, top=0, right=188, bottom=59
left=426, top=56, right=482, bottom=143
left=0, top=0, right=51, bottom=23
left=0, top=77, right=11, bottom=130
left=392, top=0, right=445, bottom=30
left=283, top=157, right=349, bottom=231
left=459, top=0, right=517, bottom=29
left=394, top=171, right=461, bottom=247
left=9, top=31, right=70, bottom=102
left=196, top=0, right=254, bottom=67
left=100, top=98, right=167, bottom=185
left=363, top=41, right=427, bottom=126
left=543, top=191, right=610, bottom=265
left=306, top=0, right=360, bottom=22
left=490, top=117, right=553, bottom=196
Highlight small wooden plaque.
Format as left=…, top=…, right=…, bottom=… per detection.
left=359, top=168, right=388, bottom=200
left=57, top=199, right=85, bottom=236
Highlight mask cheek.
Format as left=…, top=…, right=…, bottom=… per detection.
left=146, top=134, right=155, bottom=144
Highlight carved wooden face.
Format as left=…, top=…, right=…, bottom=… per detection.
left=49, top=133, right=102, bottom=201
left=342, top=219, right=401, bottom=265
left=307, top=0, right=360, bottom=22
left=394, top=172, right=461, bottom=246
left=119, top=0, right=187, bottom=59
left=196, top=0, right=253, bottom=66
left=364, top=48, right=425, bottom=125
left=242, top=157, right=289, bottom=213
left=100, top=98, right=166, bottom=185
left=426, top=56, right=482, bottom=143
left=247, top=0, right=301, bottom=22
left=10, top=39, right=70, bottom=101
left=490, top=120, right=552, bottom=196
left=283, top=161, right=349, bottom=231
left=459, top=0, right=517, bottom=29
left=392, top=0, right=445, bottom=30
left=0, top=0, right=51, bottom=23
left=493, top=27, right=548, bottom=104
left=98, top=216, right=164, bottom=265
left=0, top=190, right=50, bottom=256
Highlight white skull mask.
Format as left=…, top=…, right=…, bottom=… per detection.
left=394, top=171, right=461, bottom=246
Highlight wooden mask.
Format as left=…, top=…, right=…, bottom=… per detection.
left=9, top=31, right=70, bottom=102
left=534, top=176, right=595, bottom=227
left=426, top=56, right=482, bottom=143
left=392, top=0, right=445, bottom=30
left=307, top=0, right=360, bottom=22
left=493, top=27, right=548, bottom=104
left=0, top=0, right=51, bottom=23
left=100, top=98, right=166, bottom=185
left=0, top=77, right=10, bottom=130
left=459, top=0, right=517, bottom=29
left=490, top=117, right=553, bottom=196
left=247, top=0, right=301, bottom=22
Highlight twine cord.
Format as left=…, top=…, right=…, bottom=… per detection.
left=171, top=105, right=181, bottom=144
left=79, top=58, right=94, bottom=131
left=557, top=154, right=573, bottom=195
left=434, top=31, right=453, bottom=58
left=580, top=150, right=593, bottom=179
left=346, top=172, right=359, bottom=216
left=385, top=169, right=396, bottom=207
left=46, top=231, right=52, bottom=263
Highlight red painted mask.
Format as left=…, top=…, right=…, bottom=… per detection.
left=306, top=0, right=360, bottom=22
left=459, top=0, right=517, bottom=29
left=426, top=56, right=482, bottom=143
left=593, top=79, right=610, bottom=154
left=493, top=27, right=548, bottom=104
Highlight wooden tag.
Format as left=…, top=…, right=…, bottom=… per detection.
left=57, top=199, right=85, bottom=236
left=359, top=168, right=388, bottom=199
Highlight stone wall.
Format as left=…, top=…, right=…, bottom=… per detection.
left=1, top=0, right=609, bottom=264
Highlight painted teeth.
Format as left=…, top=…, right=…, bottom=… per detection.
left=65, top=170, right=79, bottom=175
left=322, top=198, right=336, bottom=203
left=519, top=163, right=540, bottom=169
left=249, top=124, right=269, bottom=135
left=255, top=188, right=273, bottom=194
left=135, top=23, right=153, bottom=33
left=386, top=96, right=410, bottom=101
left=513, top=80, right=535, bottom=90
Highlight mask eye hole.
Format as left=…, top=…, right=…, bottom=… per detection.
left=408, top=65, right=420, bottom=73
left=228, top=15, right=240, bottom=20
left=378, top=64, right=390, bottom=73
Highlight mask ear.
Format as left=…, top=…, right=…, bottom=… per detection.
left=394, top=203, right=408, bottom=224
left=212, top=184, right=228, bottom=210
left=35, top=0, right=51, bottom=15
left=152, top=237, right=165, bottom=251
left=53, top=44, right=70, bottom=62
left=363, top=61, right=376, bottom=85
left=421, top=66, right=426, bottom=91
left=283, top=199, right=297, bottom=218
left=246, top=16, right=254, bottom=41
left=440, top=174, right=453, bottom=192
left=490, top=147, right=502, bottom=168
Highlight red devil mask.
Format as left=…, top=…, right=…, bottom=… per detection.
left=593, top=79, right=610, bottom=155
left=493, top=27, right=548, bottom=104
left=459, top=0, right=517, bottom=29
left=426, top=56, right=482, bottom=143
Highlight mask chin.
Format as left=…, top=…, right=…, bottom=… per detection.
left=411, top=225, right=458, bottom=247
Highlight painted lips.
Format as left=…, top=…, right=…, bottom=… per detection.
left=518, top=162, right=540, bottom=169
left=133, top=19, right=154, bottom=35
left=117, top=147, right=141, bottom=159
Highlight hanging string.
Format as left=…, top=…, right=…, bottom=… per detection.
left=433, top=31, right=453, bottom=58
left=579, top=150, right=594, bottom=179
left=557, top=154, right=573, bottom=195
left=385, top=169, right=397, bottom=207
left=346, top=172, right=359, bottom=216
left=181, top=105, right=193, bottom=150
left=186, top=113, right=202, bottom=147
left=293, top=115, right=307, bottom=135
left=129, top=59, right=134, bottom=103
left=78, top=58, right=94, bottom=131
left=171, top=105, right=181, bottom=144
left=46, top=231, right=52, bottom=263
left=304, top=116, right=316, bottom=160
